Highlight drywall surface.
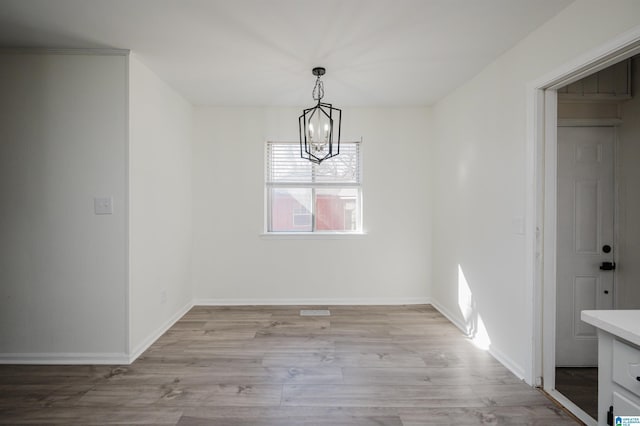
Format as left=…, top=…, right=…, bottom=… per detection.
left=617, top=55, right=640, bottom=309
left=0, top=52, right=128, bottom=361
left=430, top=0, right=640, bottom=383
left=128, top=54, right=194, bottom=355
left=191, top=107, right=431, bottom=304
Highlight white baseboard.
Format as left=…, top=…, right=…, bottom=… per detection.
left=429, top=298, right=468, bottom=333
left=128, top=300, right=194, bottom=363
left=193, top=297, right=431, bottom=306
left=430, top=297, right=526, bottom=381
left=489, top=343, right=526, bottom=381
left=0, top=352, right=130, bottom=365
left=0, top=301, right=194, bottom=365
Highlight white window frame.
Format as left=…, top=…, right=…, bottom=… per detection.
left=263, top=140, right=364, bottom=238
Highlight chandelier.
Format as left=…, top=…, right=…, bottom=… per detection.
left=299, top=67, right=342, bottom=164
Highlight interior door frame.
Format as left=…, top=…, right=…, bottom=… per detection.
left=526, top=26, right=640, bottom=425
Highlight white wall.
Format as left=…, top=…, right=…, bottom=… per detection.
left=430, top=0, right=640, bottom=382
left=128, top=55, right=194, bottom=356
left=191, top=107, right=431, bottom=304
left=617, top=55, right=640, bottom=309
left=0, top=51, right=128, bottom=362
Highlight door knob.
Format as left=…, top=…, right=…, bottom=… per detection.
left=600, top=262, right=616, bottom=271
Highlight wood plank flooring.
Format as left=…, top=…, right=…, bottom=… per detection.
left=555, top=367, right=597, bottom=419
left=0, top=305, right=579, bottom=425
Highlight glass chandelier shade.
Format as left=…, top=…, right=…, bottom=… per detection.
left=299, top=67, right=342, bottom=164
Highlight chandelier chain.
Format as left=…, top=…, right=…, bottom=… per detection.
left=312, top=76, right=324, bottom=102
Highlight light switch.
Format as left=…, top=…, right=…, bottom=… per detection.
left=94, top=197, right=113, bottom=215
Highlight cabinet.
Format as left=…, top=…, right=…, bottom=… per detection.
left=582, top=310, right=640, bottom=425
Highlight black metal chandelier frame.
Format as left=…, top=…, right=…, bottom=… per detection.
left=299, top=67, right=342, bottom=164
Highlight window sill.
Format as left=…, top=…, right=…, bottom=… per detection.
left=260, top=232, right=367, bottom=240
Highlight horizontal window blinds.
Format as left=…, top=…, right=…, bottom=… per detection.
left=266, top=141, right=361, bottom=185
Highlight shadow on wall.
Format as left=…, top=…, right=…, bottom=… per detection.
left=458, top=264, right=491, bottom=350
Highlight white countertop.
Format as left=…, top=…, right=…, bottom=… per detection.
left=581, top=310, right=640, bottom=347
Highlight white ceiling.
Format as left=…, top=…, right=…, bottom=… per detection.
left=0, top=0, right=573, bottom=107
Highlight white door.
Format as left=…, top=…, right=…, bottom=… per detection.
left=556, top=126, right=615, bottom=367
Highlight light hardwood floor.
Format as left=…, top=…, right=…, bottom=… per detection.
left=0, top=305, right=579, bottom=425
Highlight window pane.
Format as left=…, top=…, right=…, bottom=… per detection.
left=315, top=188, right=359, bottom=231
left=269, top=188, right=312, bottom=232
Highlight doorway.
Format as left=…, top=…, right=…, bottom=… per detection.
left=552, top=55, right=640, bottom=422
left=531, top=35, right=640, bottom=426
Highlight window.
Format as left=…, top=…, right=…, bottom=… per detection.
left=266, top=141, right=362, bottom=233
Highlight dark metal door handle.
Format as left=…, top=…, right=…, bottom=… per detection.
left=600, top=262, right=616, bottom=271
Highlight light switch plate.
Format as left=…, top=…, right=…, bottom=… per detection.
left=94, top=197, right=113, bottom=215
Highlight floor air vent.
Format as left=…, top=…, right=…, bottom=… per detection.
left=300, top=309, right=331, bottom=316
